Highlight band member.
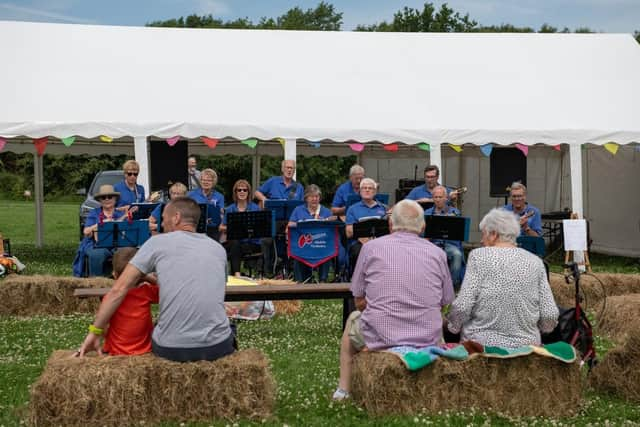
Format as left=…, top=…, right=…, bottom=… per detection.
left=425, top=186, right=464, bottom=291
left=254, top=159, right=304, bottom=205
left=503, top=182, right=542, bottom=237
left=331, top=164, right=365, bottom=217
left=405, top=165, right=457, bottom=205
left=187, top=156, right=201, bottom=190
left=187, top=168, right=225, bottom=240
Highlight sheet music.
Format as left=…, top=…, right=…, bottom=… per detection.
left=562, top=219, right=587, bottom=251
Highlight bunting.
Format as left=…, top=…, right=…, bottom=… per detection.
left=348, top=143, right=365, bottom=152
left=33, top=137, right=48, bottom=156
left=515, top=143, right=529, bottom=156
left=449, top=144, right=463, bottom=153
left=275, top=137, right=285, bottom=147
left=306, top=141, right=321, bottom=148
left=61, top=136, right=75, bottom=147
left=480, top=143, right=493, bottom=157
left=166, top=136, right=180, bottom=147
left=0, top=137, right=6, bottom=152
left=552, top=145, right=561, bottom=152
left=100, top=135, right=113, bottom=143
left=242, top=138, right=258, bottom=149
left=202, top=137, right=219, bottom=149
left=383, top=143, right=398, bottom=152
left=417, top=143, right=430, bottom=152
left=603, top=142, right=619, bottom=155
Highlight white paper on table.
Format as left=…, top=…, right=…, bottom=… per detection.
left=563, top=219, right=587, bottom=251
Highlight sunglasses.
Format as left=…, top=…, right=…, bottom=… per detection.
left=97, top=195, right=115, bottom=201
left=126, top=172, right=139, bottom=177
left=236, top=188, right=249, bottom=193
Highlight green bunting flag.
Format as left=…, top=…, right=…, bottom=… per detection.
left=242, top=138, right=258, bottom=149
left=417, top=143, right=430, bottom=151
left=61, top=136, right=75, bottom=147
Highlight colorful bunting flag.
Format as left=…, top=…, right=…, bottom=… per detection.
left=166, top=136, right=180, bottom=147
left=242, top=138, right=258, bottom=149
left=515, top=143, right=529, bottom=156
left=202, top=137, right=219, bottom=149
left=275, top=137, right=285, bottom=147
left=603, top=142, right=619, bottom=155
left=61, top=136, right=75, bottom=147
left=33, top=137, right=48, bottom=156
left=480, top=143, right=493, bottom=157
left=449, top=144, right=463, bottom=153
left=383, top=143, right=398, bottom=152
left=306, top=141, right=321, bottom=148
left=552, top=145, right=561, bottom=152
left=100, top=135, right=113, bottom=143
left=348, top=143, right=365, bottom=152
left=0, top=137, right=6, bottom=152
left=417, top=143, right=430, bottom=152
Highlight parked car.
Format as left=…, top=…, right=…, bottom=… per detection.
left=78, top=170, right=123, bottom=239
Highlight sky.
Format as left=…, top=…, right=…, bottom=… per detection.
left=0, top=0, right=638, bottom=33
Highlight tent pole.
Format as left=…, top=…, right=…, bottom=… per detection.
left=430, top=143, right=442, bottom=173
left=284, top=138, right=297, bottom=180
left=134, top=136, right=150, bottom=195
left=252, top=146, right=261, bottom=193
left=33, top=152, right=44, bottom=248
left=568, top=144, right=584, bottom=217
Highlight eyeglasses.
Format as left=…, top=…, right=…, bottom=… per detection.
left=360, top=186, right=375, bottom=190
left=98, top=195, right=114, bottom=201
left=236, top=188, right=249, bottom=193
left=126, top=172, right=139, bottom=177
left=425, top=175, right=438, bottom=179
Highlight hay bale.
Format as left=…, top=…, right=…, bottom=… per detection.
left=594, top=294, right=640, bottom=345
left=29, top=348, right=275, bottom=427
left=351, top=351, right=581, bottom=417
left=589, top=330, right=640, bottom=403
left=257, top=278, right=303, bottom=315
left=549, top=272, right=640, bottom=309
left=0, top=275, right=112, bottom=316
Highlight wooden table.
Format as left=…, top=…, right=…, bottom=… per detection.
left=74, top=282, right=354, bottom=327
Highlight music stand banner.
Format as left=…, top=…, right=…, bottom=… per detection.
left=96, top=220, right=151, bottom=248
left=288, top=221, right=340, bottom=268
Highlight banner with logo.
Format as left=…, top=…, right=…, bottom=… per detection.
left=287, top=222, right=340, bottom=268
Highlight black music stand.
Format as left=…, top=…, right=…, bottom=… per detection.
left=352, top=218, right=390, bottom=240
left=345, top=194, right=389, bottom=209
left=265, top=200, right=304, bottom=221
left=226, top=210, right=275, bottom=240
left=95, top=220, right=151, bottom=248
left=196, top=204, right=222, bottom=235
left=130, top=203, right=160, bottom=220
left=418, top=201, right=435, bottom=211
left=423, top=215, right=470, bottom=242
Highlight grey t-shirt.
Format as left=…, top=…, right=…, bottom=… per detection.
left=130, top=231, right=230, bottom=348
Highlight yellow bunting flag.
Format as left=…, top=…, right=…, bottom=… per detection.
left=100, top=135, right=113, bottom=143
left=242, top=138, right=258, bottom=149
left=449, top=144, right=463, bottom=153
left=417, top=143, right=430, bottom=151
left=275, top=137, right=285, bottom=147
left=61, top=136, right=75, bottom=147
left=603, top=142, right=619, bottom=155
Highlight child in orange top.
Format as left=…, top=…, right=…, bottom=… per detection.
left=102, top=247, right=159, bottom=355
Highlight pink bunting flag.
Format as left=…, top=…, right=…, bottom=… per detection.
left=166, top=136, right=180, bottom=147
left=383, top=143, right=398, bottom=152
left=0, top=137, right=6, bottom=152
left=34, top=137, right=48, bottom=156
left=202, top=137, right=219, bottom=149
left=552, top=145, right=561, bottom=151
left=348, top=143, right=365, bottom=153
left=515, top=143, right=529, bottom=156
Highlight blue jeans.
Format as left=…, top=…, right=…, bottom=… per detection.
left=293, top=259, right=329, bottom=283
left=85, top=247, right=114, bottom=277
left=443, top=243, right=464, bottom=291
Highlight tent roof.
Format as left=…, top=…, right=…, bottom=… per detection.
left=1, top=20, right=639, bottom=145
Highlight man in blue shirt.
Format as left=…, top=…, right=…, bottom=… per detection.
left=254, top=159, right=304, bottom=204
left=503, top=182, right=543, bottom=237
left=331, top=164, right=365, bottom=218
left=425, top=186, right=464, bottom=291
left=406, top=165, right=457, bottom=206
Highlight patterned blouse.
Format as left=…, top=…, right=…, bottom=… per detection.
left=447, top=246, right=558, bottom=348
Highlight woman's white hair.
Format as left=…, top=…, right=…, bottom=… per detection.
left=391, top=199, right=425, bottom=235
left=479, top=208, right=521, bottom=244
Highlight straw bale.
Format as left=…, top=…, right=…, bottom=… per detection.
left=589, top=330, right=640, bottom=403
left=594, top=294, right=640, bottom=345
left=0, top=275, right=112, bottom=316
left=257, top=278, right=303, bottom=315
left=549, top=272, right=640, bottom=309
left=29, top=348, right=275, bottom=427
left=351, top=351, right=581, bottom=417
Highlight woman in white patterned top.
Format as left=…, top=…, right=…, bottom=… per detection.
left=446, top=208, right=558, bottom=348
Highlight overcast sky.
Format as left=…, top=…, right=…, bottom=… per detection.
left=0, top=0, right=638, bottom=33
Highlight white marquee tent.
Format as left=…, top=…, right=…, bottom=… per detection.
left=1, top=21, right=639, bottom=255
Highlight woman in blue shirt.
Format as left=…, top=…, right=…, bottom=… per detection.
left=187, top=168, right=224, bottom=240
left=113, top=160, right=146, bottom=211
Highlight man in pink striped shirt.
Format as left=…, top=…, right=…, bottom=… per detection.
left=333, top=199, right=454, bottom=401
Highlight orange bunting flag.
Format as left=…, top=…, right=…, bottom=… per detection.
left=0, top=137, right=6, bottom=152
left=449, top=144, right=463, bottom=153
left=603, top=142, right=619, bottom=155
left=34, top=137, right=48, bottom=156
left=166, top=136, right=180, bottom=147
left=100, top=135, right=113, bottom=143
left=348, top=143, right=365, bottom=152
left=552, top=145, right=561, bottom=151
left=515, top=143, right=529, bottom=156
left=202, top=137, right=219, bottom=149
left=383, top=143, right=399, bottom=152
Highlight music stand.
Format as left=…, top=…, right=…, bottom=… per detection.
left=352, top=218, right=390, bottom=240
left=196, top=204, right=222, bottom=234
left=130, top=203, right=160, bottom=220
left=418, top=201, right=434, bottom=211
left=265, top=200, right=304, bottom=221
left=95, top=220, right=151, bottom=248
left=345, top=194, right=389, bottom=209
left=226, top=211, right=275, bottom=240
left=423, top=215, right=470, bottom=242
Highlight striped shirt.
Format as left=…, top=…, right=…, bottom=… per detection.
left=350, top=231, right=455, bottom=350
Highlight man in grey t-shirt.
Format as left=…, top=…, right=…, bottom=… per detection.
left=79, top=197, right=234, bottom=362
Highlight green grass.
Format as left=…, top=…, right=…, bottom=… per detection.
left=2, top=200, right=640, bottom=426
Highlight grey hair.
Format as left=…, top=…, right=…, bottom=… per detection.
left=304, top=184, right=322, bottom=200
left=391, top=199, right=425, bottom=235
left=510, top=182, right=527, bottom=194
left=479, top=208, right=520, bottom=244
left=359, top=177, right=377, bottom=190
left=281, top=159, right=296, bottom=168
left=432, top=185, right=447, bottom=196
left=349, top=164, right=365, bottom=176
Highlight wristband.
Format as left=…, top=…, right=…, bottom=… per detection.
left=88, top=324, right=104, bottom=336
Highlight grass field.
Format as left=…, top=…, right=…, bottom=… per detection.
left=1, top=201, right=640, bottom=426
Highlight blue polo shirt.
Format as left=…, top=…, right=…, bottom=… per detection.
left=258, top=176, right=303, bottom=200
left=345, top=200, right=387, bottom=225
left=223, top=202, right=261, bottom=244
left=425, top=206, right=462, bottom=249
left=331, top=181, right=357, bottom=209
left=405, top=183, right=451, bottom=201
left=289, top=204, right=332, bottom=222
left=114, top=180, right=145, bottom=207
left=188, top=189, right=225, bottom=208
left=150, top=203, right=164, bottom=224
left=503, top=203, right=543, bottom=236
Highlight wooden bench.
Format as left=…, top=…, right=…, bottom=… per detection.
left=74, top=282, right=353, bottom=327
